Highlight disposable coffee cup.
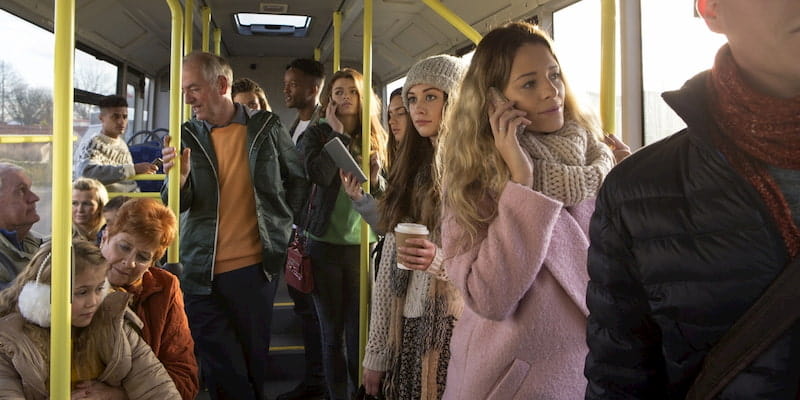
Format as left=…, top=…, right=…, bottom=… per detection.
left=394, top=223, right=429, bottom=270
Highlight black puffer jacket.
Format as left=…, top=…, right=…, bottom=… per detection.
left=584, top=71, right=800, bottom=399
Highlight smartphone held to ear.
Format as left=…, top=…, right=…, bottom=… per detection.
left=488, top=87, right=528, bottom=135
left=488, top=87, right=509, bottom=106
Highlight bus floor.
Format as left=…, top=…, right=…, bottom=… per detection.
left=195, top=279, right=308, bottom=399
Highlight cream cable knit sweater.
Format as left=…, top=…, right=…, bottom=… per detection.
left=362, top=233, right=446, bottom=371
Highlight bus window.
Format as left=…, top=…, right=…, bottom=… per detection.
left=0, top=9, right=56, bottom=234
left=641, top=2, right=726, bottom=145
left=553, top=0, right=622, bottom=135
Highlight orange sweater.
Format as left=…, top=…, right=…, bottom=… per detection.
left=210, top=123, right=262, bottom=274
left=121, top=267, right=199, bottom=400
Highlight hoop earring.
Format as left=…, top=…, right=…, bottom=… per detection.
left=18, top=253, right=52, bottom=327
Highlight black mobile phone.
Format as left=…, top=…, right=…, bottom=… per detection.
left=488, top=87, right=528, bottom=134
left=152, top=157, right=163, bottom=169
left=488, top=87, right=509, bottom=106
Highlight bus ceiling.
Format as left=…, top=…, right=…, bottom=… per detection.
left=0, top=0, right=562, bottom=83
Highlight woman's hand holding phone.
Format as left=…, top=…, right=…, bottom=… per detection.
left=487, top=87, right=533, bottom=187
left=326, top=99, right=344, bottom=134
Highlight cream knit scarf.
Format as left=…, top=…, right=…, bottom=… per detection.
left=517, top=119, right=615, bottom=205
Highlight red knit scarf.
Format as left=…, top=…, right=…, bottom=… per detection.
left=707, top=45, right=800, bottom=258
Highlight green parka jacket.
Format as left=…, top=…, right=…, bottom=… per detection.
left=162, top=109, right=308, bottom=295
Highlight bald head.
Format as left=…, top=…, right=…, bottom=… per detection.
left=0, top=163, right=40, bottom=237
left=695, top=0, right=800, bottom=98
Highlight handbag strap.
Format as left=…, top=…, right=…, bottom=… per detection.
left=298, top=185, right=317, bottom=234
left=686, top=255, right=800, bottom=399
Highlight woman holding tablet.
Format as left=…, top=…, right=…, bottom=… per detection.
left=299, top=67, right=388, bottom=400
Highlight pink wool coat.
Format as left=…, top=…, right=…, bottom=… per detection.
left=442, top=183, right=593, bottom=400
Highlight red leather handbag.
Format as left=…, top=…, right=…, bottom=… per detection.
left=285, top=230, right=313, bottom=293
left=285, top=186, right=315, bottom=294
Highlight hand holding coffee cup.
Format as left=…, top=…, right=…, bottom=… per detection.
left=395, top=223, right=434, bottom=270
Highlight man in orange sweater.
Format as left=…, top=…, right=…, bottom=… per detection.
left=162, top=51, right=307, bottom=400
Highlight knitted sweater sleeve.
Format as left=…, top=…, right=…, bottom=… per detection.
left=362, top=233, right=397, bottom=371
left=75, top=135, right=136, bottom=184
left=351, top=193, right=383, bottom=234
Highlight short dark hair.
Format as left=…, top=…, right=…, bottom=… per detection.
left=98, top=95, right=127, bottom=109
left=104, top=195, right=132, bottom=212
left=286, top=59, right=325, bottom=84
left=390, top=87, right=403, bottom=99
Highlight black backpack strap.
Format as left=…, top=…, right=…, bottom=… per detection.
left=686, top=256, right=800, bottom=399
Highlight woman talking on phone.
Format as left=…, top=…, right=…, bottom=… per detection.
left=299, top=67, right=388, bottom=400
left=437, top=22, right=615, bottom=399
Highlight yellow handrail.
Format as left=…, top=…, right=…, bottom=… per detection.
left=314, top=47, right=321, bottom=61
left=184, top=0, right=194, bottom=122
left=108, top=192, right=163, bottom=198
left=0, top=135, right=76, bottom=143
left=600, top=0, right=616, bottom=134
left=51, top=0, right=75, bottom=398
left=213, top=28, right=222, bottom=56
left=333, top=11, right=342, bottom=72
left=358, top=0, right=373, bottom=385
left=166, top=0, right=183, bottom=264
left=130, top=173, right=167, bottom=180
left=421, top=0, right=482, bottom=45
left=201, top=7, right=211, bottom=52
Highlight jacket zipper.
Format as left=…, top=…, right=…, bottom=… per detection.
left=184, top=124, right=221, bottom=284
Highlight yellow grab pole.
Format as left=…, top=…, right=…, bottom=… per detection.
left=51, top=0, right=75, bottom=397
left=166, top=0, right=183, bottom=263
left=213, top=28, right=222, bottom=56
left=358, top=0, right=373, bottom=385
left=184, top=0, right=194, bottom=122
left=600, top=0, right=616, bottom=134
left=314, top=47, right=321, bottom=61
left=333, top=11, right=342, bottom=72
left=421, top=0, right=481, bottom=45
left=201, top=6, right=211, bottom=52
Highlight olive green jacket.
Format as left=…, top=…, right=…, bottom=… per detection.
left=162, top=109, right=307, bottom=295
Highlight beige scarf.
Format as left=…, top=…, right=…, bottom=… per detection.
left=517, top=119, right=615, bottom=205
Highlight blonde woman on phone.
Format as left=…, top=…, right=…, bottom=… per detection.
left=437, top=22, right=615, bottom=399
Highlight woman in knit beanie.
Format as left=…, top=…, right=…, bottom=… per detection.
left=342, top=54, right=467, bottom=400
left=436, top=22, right=615, bottom=399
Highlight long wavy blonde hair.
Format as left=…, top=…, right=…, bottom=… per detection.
left=320, top=68, right=388, bottom=167
left=438, top=22, right=603, bottom=250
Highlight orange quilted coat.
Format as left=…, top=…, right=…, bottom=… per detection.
left=121, top=267, right=199, bottom=400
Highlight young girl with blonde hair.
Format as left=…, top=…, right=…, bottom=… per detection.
left=437, top=22, right=615, bottom=399
left=0, top=239, right=180, bottom=399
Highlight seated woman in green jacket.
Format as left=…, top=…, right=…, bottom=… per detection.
left=0, top=239, right=180, bottom=399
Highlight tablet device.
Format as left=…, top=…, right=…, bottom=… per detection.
left=323, top=137, right=369, bottom=183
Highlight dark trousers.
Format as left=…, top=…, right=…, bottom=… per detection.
left=185, top=264, right=278, bottom=400
left=308, top=239, right=361, bottom=400
left=287, top=283, right=326, bottom=387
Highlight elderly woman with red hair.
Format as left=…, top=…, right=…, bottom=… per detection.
left=100, top=198, right=198, bottom=400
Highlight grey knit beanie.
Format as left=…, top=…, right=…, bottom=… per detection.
left=402, top=54, right=469, bottom=109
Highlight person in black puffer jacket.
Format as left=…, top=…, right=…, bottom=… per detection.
left=584, top=1, right=800, bottom=399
